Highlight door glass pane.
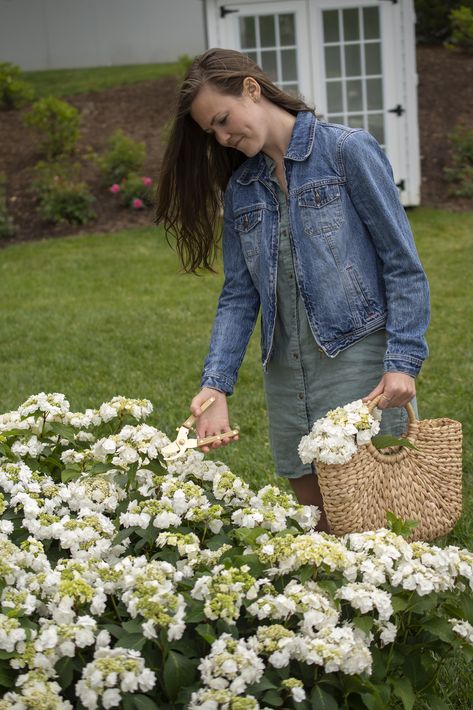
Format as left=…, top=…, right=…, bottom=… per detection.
left=279, top=13, right=295, bottom=44
left=368, top=114, right=384, bottom=144
left=363, top=7, right=380, bottom=40
left=366, top=78, right=383, bottom=110
left=329, top=114, right=344, bottom=124
left=365, top=43, right=382, bottom=75
left=239, top=16, right=256, bottom=49
left=284, top=83, right=299, bottom=96
left=347, top=114, right=364, bottom=129
left=281, top=49, right=297, bottom=81
left=343, top=8, right=359, bottom=41
left=323, top=10, right=339, bottom=43
left=327, top=82, right=343, bottom=113
left=347, top=79, right=363, bottom=112
left=345, top=44, right=361, bottom=77
left=325, top=46, right=341, bottom=78
left=238, top=12, right=299, bottom=94
left=261, top=50, right=277, bottom=80
left=259, top=15, right=276, bottom=47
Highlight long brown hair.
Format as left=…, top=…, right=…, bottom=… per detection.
left=155, top=48, right=313, bottom=273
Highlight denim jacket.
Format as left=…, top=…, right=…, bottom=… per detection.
left=201, top=111, right=430, bottom=395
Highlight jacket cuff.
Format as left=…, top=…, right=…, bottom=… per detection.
left=383, top=353, right=424, bottom=378
left=201, top=372, right=235, bottom=395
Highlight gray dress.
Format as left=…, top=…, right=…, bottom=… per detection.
left=262, top=156, right=415, bottom=478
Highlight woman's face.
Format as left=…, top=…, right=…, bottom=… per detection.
left=190, top=80, right=267, bottom=157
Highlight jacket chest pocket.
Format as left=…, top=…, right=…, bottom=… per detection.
left=235, top=208, right=263, bottom=258
left=298, top=184, right=344, bottom=237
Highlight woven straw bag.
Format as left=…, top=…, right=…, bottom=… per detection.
left=316, top=396, right=463, bottom=541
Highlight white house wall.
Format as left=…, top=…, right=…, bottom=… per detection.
left=0, top=0, right=206, bottom=70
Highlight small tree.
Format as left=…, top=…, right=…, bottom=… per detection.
left=0, top=61, right=34, bottom=109
left=445, top=5, right=473, bottom=51
left=24, top=96, right=81, bottom=159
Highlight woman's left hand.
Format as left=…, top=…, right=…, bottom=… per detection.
left=363, top=372, right=416, bottom=410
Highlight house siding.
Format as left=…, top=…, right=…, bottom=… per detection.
left=0, top=0, right=206, bottom=70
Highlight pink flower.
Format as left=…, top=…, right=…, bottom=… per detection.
left=132, top=198, right=144, bottom=209
left=110, top=184, right=120, bottom=193
left=142, top=176, right=152, bottom=187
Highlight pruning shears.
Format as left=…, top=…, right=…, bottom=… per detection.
left=160, top=396, right=239, bottom=461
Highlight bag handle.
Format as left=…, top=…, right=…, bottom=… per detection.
left=365, top=395, right=419, bottom=462
left=367, top=394, right=417, bottom=423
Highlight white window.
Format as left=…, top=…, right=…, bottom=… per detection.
left=239, top=12, right=299, bottom=94
left=322, top=6, right=385, bottom=146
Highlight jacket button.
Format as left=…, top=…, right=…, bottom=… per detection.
left=292, top=352, right=299, bottom=360
left=298, top=392, right=304, bottom=400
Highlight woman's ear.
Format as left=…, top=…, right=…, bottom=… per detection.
left=242, top=76, right=261, bottom=102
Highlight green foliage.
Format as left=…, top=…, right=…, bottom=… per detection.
left=32, top=161, right=95, bottom=225
left=444, top=124, right=473, bottom=197
left=24, top=95, right=80, bottom=158
left=0, top=61, right=34, bottom=109
left=97, top=129, right=146, bottom=185
left=0, top=172, right=15, bottom=238
left=109, top=173, right=154, bottom=209
left=445, top=5, right=473, bottom=50
left=414, top=0, right=473, bottom=44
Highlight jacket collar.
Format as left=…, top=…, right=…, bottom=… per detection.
left=237, top=111, right=316, bottom=185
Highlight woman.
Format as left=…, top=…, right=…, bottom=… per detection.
left=155, top=48, right=430, bottom=531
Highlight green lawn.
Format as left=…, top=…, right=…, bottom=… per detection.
left=23, top=61, right=182, bottom=98
left=0, top=208, right=471, bottom=494
left=0, top=207, right=473, bottom=706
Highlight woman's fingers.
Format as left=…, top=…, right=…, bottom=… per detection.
left=363, top=373, right=416, bottom=409
left=189, top=388, right=238, bottom=452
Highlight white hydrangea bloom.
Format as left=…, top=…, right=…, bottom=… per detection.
left=298, top=399, right=380, bottom=465
left=199, top=633, right=265, bottom=695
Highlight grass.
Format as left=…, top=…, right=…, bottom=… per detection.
left=0, top=207, right=472, bottom=706
left=0, top=207, right=471, bottom=491
left=23, top=61, right=182, bottom=98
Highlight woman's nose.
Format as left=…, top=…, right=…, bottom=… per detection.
left=215, top=129, right=231, bottom=147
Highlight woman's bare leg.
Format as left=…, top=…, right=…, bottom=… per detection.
left=288, top=470, right=330, bottom=532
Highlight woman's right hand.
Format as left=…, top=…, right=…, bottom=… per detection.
left=190, top=387, right=238, bottom=453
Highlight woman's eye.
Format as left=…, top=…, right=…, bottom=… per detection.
left=218, top=116, right=228, bottom=126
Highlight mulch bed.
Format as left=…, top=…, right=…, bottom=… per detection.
left=0, top=45, right=472, bottom=248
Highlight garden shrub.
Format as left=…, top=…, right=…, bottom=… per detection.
left=24, top=96, right=80, bottom=159
left=33, top=161, right=96, bottom=225
left=109, top=172, right=154, bottom=209
left=414, top=0, right=473, bottom=43
left=0, top=392, right=473, bottom=708
left=0, top=172, right=15, bottom=237
left=0, top=61, right=34, bottom=110
left=444, top=124, right=473, bottom=197
left=445, top=5, right=473, bottom=50
left=97, top=129, right=146, bottom=185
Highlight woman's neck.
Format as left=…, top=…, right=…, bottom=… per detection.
left=262, top=102, right=297, bottom=164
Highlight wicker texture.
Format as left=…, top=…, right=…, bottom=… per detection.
left=317, top=399, right=463, bottom=541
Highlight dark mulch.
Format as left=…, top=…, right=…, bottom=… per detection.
left=0, top=45, right=472, bottom=248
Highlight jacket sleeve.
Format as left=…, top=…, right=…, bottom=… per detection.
left=201, top=181, right=261, bottom=394
left=341, top=129, right=430, bottom=377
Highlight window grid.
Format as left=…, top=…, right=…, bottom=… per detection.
left=323, top=7, right=385, bottom=146
left=239, top=14, right=299, bottom=93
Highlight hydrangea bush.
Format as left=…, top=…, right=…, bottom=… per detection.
left=0, top=393, right=472, bottom=709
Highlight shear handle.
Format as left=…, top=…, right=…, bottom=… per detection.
left=182, top=396, right=216, bottom=430
left=197, top=429, right=239, bottom=447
